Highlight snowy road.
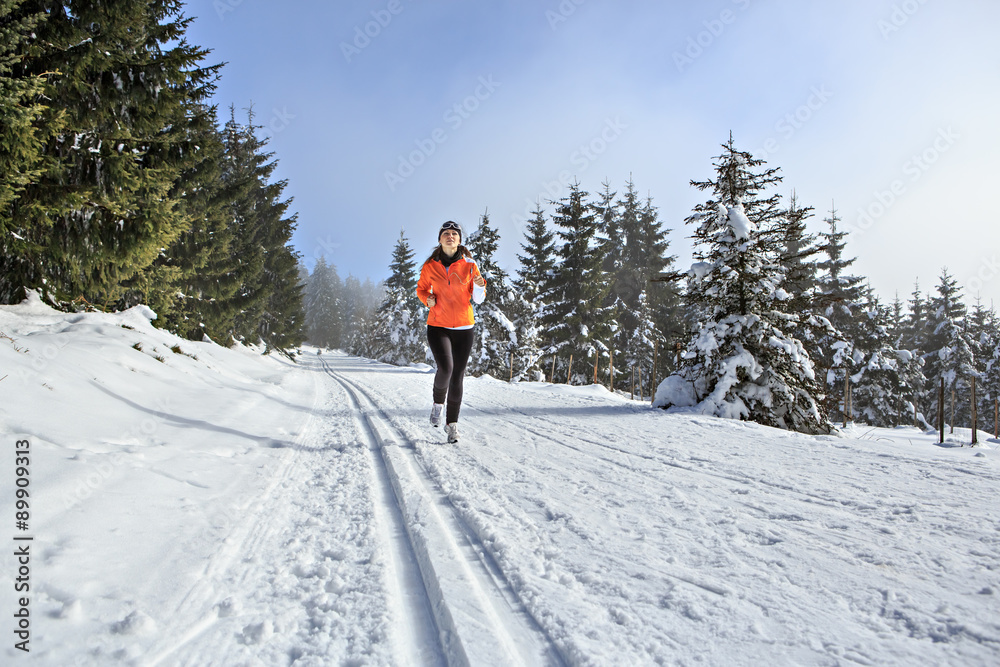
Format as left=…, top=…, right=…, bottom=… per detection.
left=2, top=299, right=1000, bottom=666
left=305, top=352, right=1000, bottom=666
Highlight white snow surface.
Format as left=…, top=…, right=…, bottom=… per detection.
left=3, top=297, right=1000, bottom=666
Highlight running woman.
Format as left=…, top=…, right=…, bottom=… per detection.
left=416, top=221, right=487, bottom=443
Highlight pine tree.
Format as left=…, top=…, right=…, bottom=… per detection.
left=902, top=281, right=928, bottom=353
left=655, top=134, right=827, bottom=433
left=923, top=268, right=973, bottom=426
left=0, top=0, right=61, bottom=271
left=967, top=299, right=997, bottom=431
left=342, top=274, right=383, bottom=354
left=515, top=202, right=557, bottom=303
left=600, top=178, right=679, bottom=387
left=148, top=104, right=241, bottom=341
left=466, top=211, right=526, bottom=379
left=775, top=191, right=820, bottom=321
left=812, top=204, right=866, bottom=421
left=222, top=108, right=304, bottom=352
left=0, top=0, right=222, bottom=308
left=544, top=182, right=615, bottom=383
left=374, top=230, right=426, bottom=365
left=850, top=290, right=925, bottom=427
left=514, top=202, right=557, bottom=379
left=982, top=332, right=1000, bottom=433
left=305, top=258, right=344, bottom=349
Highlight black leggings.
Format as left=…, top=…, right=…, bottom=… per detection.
left=426, top=326, right=474, bottom=424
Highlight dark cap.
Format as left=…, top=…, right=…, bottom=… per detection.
left=439, top=220, right=463, bottom=244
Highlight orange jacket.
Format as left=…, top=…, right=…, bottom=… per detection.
left=417, top=256, right=486, bottom=328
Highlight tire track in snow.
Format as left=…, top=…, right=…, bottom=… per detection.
left=318, top=355, right=566, bottom=667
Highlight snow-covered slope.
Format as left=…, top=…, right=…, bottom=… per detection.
left=2, top=297, right=999, bottom=666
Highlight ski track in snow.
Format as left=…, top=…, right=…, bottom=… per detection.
left=318, top=355, right=566, bottom=666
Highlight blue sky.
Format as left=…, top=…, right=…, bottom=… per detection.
left=184, top=0, right=1000, bottom=310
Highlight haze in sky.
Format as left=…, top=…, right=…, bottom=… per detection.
left=184, top=0, right=1000, bottom=309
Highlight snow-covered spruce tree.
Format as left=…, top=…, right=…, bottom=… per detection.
left=982, top=330, right=1000, bottom=432
left=600, top=178, right=679, bottom=388
left=775, top=192, right=822, bottom=333
left=342, top=275, right=384, bottom=356
left=968, top=300, right=999, bottom=429
left=653, top=134, right=828, bottom=433
left=373, top=230, right=427, bottom=365
left=901, top=281, right=928, bottom=353
left=812, top=204, right=865, bottom=421
left=923, top=268, right=974, bottom=426
left=513, top=203, right=555, bottom=379
left=466, top=211, right=533, bottom=379
left=849, top=290, right=926, bottom=427
left=543, top=182, right=615, bottom=384
left=305, top=258, right=344, bottom=349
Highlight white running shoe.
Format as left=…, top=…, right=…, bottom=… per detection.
left=430, top=403, right=444, bottom=427
left=445, top=423, right=459, bottom=443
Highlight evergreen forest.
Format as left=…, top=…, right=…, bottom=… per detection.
left=308, top=136, right=999, bottom=435
left=1, top=0, right=304, bottom=352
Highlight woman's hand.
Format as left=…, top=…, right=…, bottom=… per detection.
left=427, top=294, right=436, bottom=307
left=473, top=274, right=486, bottom=288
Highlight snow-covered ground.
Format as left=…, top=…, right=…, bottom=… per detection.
left=2, top=296, right=1000, bottom=666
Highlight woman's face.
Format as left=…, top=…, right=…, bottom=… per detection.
left=439, top=229, right=461, bottom=254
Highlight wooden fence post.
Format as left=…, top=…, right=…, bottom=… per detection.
left=843, top=375, right=849, bottom=428
left=550, top=355, right=556, bottom=384
left=971, top=377, right=977, bottom=445
left=609, top=349, right=614, bottom=392
left=567, top=354, right=573, bottom=384
left=950, top=387, right=955, bottom=434
left=650, top=341, right=658, bottom=405
left=938, top=377, right=945, bottom=444
left=593, top=353, right=599, bottom=384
